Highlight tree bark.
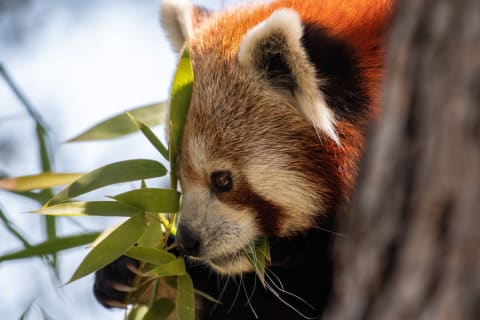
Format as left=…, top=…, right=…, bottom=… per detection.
left=325, top=0, right=480, bottom=319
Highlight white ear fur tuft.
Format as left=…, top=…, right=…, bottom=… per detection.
left=238, top=9, right=303, bottom=68
left=238, top=9, right=339, bottom=144
left=161, top=0, right=193, bottom=52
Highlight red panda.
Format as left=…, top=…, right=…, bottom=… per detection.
left=94, top=0, right=393, bottom=319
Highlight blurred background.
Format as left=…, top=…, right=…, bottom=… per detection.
left=0, top=0, right=242, bottom=318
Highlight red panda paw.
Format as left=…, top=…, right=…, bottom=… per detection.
left=93, top=256, right=140, bottom=308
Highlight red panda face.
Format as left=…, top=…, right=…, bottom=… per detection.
left=161, top=0, right=391, bottom=274
left=176, top=56, right=335, bottom=274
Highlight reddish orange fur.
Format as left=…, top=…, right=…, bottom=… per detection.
left=188, top=0, right=393, bottom=190
left=194, top=0, right=393, bottom=109
left=185, top=0, right=394, bottom=214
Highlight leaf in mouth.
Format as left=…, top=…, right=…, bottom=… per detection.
left=243, top=237, right=271, bottom=287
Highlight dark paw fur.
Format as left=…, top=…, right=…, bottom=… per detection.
left=93, top=255, right=139, bottom=308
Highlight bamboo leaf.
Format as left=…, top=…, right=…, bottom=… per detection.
left=69, top=213, right=146, bottom=283
left=149, top=279, right=161, bottom=308
left=169, top=45, right=194, bottom=189
left=138, top=219, right=164, bottom=247
left=35, top=124, right=52, bottom=173
left=35, top=201, right=142, bottom=217
left=0, top=173, right=82, bottom=192
left=127, top=305, right=148, bottom=320
left=144, top=298, right=175, bottom=320
left=7, top=190, right=51, bottom=203
left=177, top=274, right=195, bottom=320
left=90, top=219, right=125, bottom=248
left=258, top=236, right=271, bottom=263
left=68, top=102, right=168, bottom=142
left=125, top=246, right=176, bottom=266
left=244, top=237, right=270, bottom=286
left=142, top=258, right=186, bottom=277
left=194, top=289, right=222, bottom=304
left=127, top=112, right=169, bottom=160
left=44, top=214, right=58, bottom=276
left=0, top=233, right=99, bottom=262
left=113, top=188, right=180, bottom=213
left=47, top=159, right=166, bottom=206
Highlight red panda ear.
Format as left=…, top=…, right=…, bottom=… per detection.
left=238, top=9, right=339, bottom=144
left=160, top=0, right=210, bottom=52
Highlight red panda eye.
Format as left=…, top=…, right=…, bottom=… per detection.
left=211, top=171, right=233, bottom=193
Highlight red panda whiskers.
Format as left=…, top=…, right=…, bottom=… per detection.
left=241, top=275, right=259, bottom=319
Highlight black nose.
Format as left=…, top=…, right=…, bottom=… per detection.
left=176, top=224, right=200, bottom=257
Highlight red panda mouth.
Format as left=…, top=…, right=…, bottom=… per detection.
left=206, top=244, right=268, bottom=275
left=209, top=251, right=242, bottom=267
left=207, top=238, right=270, bottom=273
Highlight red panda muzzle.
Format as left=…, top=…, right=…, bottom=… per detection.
left=176, top=223, right=201, bottom=257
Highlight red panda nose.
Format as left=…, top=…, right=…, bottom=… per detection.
left=176, top=224, right=201, bottom=257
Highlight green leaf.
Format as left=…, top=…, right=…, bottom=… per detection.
left=164, top=276, right=178, bottom=289
left=127, top=305, right=149, bottom=320
left=35, top=123, right=52, bottom=173
left=35, top=201, right=142, bottom=217
left=69, top=213, right=146, bottom=283
left=149, top=279, right=161, bottom=308
left=144, top=298, right=175, bottom=320
left=125, top=246, right=176, bottom=266
left=169, top=45, right=194, bottom=189
left=257, top=236, right=271, bottom=263
left=7, top=190, right=51, bottom=203
left=0, top=173, right=82, bottom=192
left=68, top=102, right=168, bottom=142
left=127, top=112, right=169, bottom=160
left=244, top=237, right=270, bottom=286
left=113, top=188, right=180, bottom=213
left=194, top=289, right=222, bottom=305
left=177, top=274, right=195, bottom=320
left=142, top=258, right=186, bottom=277
left=44, top=214, right=59, bottom=277
left=47, top=159, right=166, bottom=206
left=138, top=219, right=164, bottom=247
left=0, top=232, right=99, bottom=262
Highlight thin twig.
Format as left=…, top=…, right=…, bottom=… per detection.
left=0, top=205, right=31, bottom=248
left=0, top=63, right=49, bottom=130
left=0, top=62, right=58, bottom=275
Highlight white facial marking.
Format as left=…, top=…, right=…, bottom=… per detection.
left=245, top=161, right=322, bottom=236
left=179, top=162, right=261, bottom=275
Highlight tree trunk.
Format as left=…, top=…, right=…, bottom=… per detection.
left=325, top=1, right=480, bottom=319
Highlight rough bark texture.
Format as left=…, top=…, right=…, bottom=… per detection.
left=325, top=0, right=480, bottom=319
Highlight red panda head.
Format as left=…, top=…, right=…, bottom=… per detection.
left=161, top=0, right=392, bottom=275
